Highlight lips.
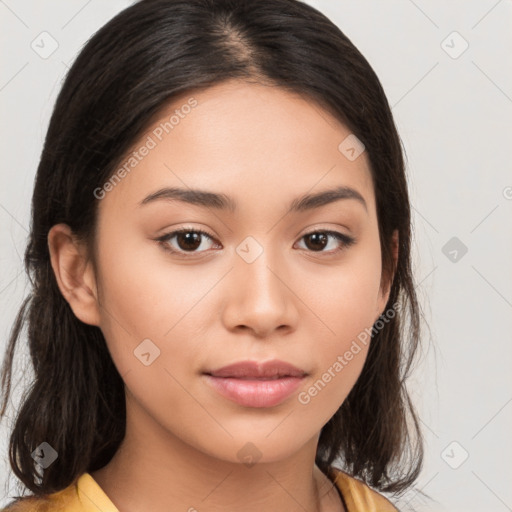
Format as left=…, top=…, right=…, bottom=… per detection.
left=204, top=360, right=307, bottom=379
left=203, top=360, right=307, bottom=408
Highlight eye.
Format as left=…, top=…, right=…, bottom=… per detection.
left=156, top=227, right=219, bottom=256
left=155, top=227, right=356, bottom=257
left=295, top=229, right=356, bottom=255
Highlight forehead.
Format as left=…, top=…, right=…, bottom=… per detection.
left=98, top=79, right=375, bottom=218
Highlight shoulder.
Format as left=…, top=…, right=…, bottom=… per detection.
left=329, top=466, right=398, bottom=512
left=1, top=479, right=80, bottom=512
left=2, top=495, right=55, bottom=512
left=1, top=473, right=118, bottom=512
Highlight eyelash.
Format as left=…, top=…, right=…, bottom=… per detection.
left=155, top=227, right=356, bottom=258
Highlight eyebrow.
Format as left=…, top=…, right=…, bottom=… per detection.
left=139, top=185, right=367, bottom=214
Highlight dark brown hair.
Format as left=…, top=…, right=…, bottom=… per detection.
left=1, top=0, right=426, bottom=503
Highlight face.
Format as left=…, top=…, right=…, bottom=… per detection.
left=55, top=79, right=395, bottom=465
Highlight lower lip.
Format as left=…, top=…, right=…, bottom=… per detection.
left=203, top=374, right=305, bottom=408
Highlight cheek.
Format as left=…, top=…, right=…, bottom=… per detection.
left=93, top=227, right=217, bottom=380
left=297, top=286, right=374, bottom=423
left=330, top=265, right=382, bottom=334
left=297, top=343, right=370, bottom=425
left=92, top=230, right=172, bottom=368
left=298, top=247, right=383, bottom=345
left=295, top=246, right=381, bottom=407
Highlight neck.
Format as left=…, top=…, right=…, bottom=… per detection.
left=90, top=394, right=344, bottom=512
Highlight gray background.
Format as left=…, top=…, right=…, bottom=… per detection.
left=1, top=0, right=511, bottom=510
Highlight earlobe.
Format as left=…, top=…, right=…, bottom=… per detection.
left=47, top=224, right=101, bottom=326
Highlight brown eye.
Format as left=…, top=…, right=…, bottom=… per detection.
left=304, top=232, right=329, bottom=251
left=297, top=230, right=355, bottom=254
left=174, top=231, right=203, bottom=251
left=156, top=228, right=218, bottom=255
left=156, top=228, right=356, bottom=258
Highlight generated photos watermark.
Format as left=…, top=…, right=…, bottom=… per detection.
left=93, top=97, right=198, bottom=200
left=298, top=300, right=402, bottom=405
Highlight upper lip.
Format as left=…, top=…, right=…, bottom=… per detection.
left=204, top=360, right=307, bottom=379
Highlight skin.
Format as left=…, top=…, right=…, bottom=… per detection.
left=48, top=78, right=398, bottom=512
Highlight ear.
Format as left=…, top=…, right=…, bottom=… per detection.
left=47, top=223, right=101, bottom=326
left=375, top=229, right=399, bottom=322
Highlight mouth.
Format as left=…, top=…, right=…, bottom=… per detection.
left=202, top=359, right=307, bottom=408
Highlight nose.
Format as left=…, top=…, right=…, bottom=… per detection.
left=220, top=246, right=299, bottom=338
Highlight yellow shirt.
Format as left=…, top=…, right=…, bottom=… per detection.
left=2, top=467, right=397, bottom=511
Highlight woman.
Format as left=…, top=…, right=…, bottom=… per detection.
left=0, top=0, right=425, bottom=510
